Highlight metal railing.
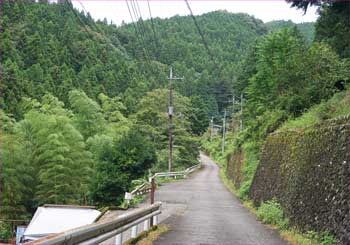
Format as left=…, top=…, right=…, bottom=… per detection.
left=150, top=162, right=202, bottom=179
left=131, top=183, right=151, bottom=196
left=125, top=162, right=202, bottom=203
left=24, top=202, right=162, bottom=245
left=147, top=162, right=202, bottom=205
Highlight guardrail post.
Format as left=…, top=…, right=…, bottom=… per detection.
left=115, top=233, right=122, bottom=245
left=131, top=225, right=138, bottom=238
left=150, top=177, right=155, bottom=205
left=150, top=177, right=156, bottom=227
left=153, top=215, right=158, bottom=226
left=143, top=219, right=150, bottom=231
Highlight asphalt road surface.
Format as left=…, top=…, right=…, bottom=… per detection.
left=154, top=153, right=288, bottom=244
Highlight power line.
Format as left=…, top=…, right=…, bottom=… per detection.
left=134, top=0, right=159, bottom=60
left=184, top=0, right=219, bottom=71
left=125, top=0, right=152, bottom=63
left=131, top=0, right=151, bottom=53
left=133, top=0, right=148, bottom=37
left=146, top=0, right=160, bottom=58
left=125, top=0, right=138, bottom=34
left=69, top=0, right=130, bottom=59
left=67, top=2, right=91, bottom=34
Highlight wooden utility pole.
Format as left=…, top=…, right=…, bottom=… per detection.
left=240, top=93, right=243, bottom=132
left=221, top=110, right=226, bottom=155
left=168, top=67, right=183, bottom=172
left=232, top=95, right=236, bottom=133
left=210, top=117, right=214, bottom=141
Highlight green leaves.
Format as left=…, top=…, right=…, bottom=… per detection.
left=257, top=198, right=289, bottom=229
left=69, top=89, right=106, bottom=139
left=134, top=89, right=200, bottom=170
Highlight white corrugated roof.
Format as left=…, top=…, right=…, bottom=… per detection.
left=23, top=205, right=101, bottom=241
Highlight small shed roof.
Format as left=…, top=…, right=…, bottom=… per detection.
left=23, top=205, right=101, bottom=241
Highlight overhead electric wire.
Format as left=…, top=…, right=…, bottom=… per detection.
left=146, top=0, right=160, bottom=58
left=125, top=0, right=140, bottom=36
left=133, top=0, right=158, bottom=59
left=133, top=0, right=148, bottom=37
left=69, top=0, right=130, bottom=59
left=125, top=0, right=153, bottom=66
left=125, top=0, right=145, bottom=56
left=130, top=0, right=152, bottom=55
left=129, top=0, right=151, bottom=62
left=184, top=0, right=219, bottom=71
left=67, top=2, right=91, bottom=34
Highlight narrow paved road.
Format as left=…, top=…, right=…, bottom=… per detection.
left=155, top=153, right=288, bottom=244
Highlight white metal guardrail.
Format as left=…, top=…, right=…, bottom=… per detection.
left=24, top=202, right=162, bottom=245
left=147, top=162, right=202, bottom=204
left=150, top=162, right=202, bottom=180
left=125, top=162, right=202, bottom=203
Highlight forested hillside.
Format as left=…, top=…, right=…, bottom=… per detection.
left=1, top=1, right=349, bottom=242
left=204, top=1, right=349, bottom=194
left=0, top=0, right=271, bottom=222
left=203, top=1, right=350, bottom=243
left=266, top=20, right=315, bottom=44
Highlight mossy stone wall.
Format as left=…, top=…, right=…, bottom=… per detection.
left=249, top=116, right=350, bottom=243
left=226, top=150, right=244, bottom=189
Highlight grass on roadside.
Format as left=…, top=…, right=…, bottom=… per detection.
left=124, top=224, right=169, bottom=245
left=218, top=163, right=338, bottom=245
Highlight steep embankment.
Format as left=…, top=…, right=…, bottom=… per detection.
left=223, top=91, right=350, bottom=243
left=249, top=116, right=350, bottom=243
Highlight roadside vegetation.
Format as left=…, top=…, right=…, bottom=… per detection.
left=1, top=0, right=349, bottom=243
left=124, top=225, right=169, bottom=245
left=202, top=1, right=349, bottom=244
left=1, top=0, right=267, bottom=224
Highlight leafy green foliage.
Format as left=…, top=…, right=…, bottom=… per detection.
left=288, top=0, right=350, bottom=58
left=306, top=231, right=338, bottom=245
left=2, top=2, right=349, bottom=240
left=69, top=90, right=106, bottom=139
left=1, top=85, right=201, bottom=216
left=240, top=28, right=348, bottom=145
left=0, top=222, right=12, bottom=242
left=89, top=127, right=157, bottom=206
left=266, top=20, right=315, bottom=44
left=315, top=2, right=350, bottom=58
left=237, top=142, right=259, bottom=200
left=280, top=91, right=350, bottom=130
left=134, top=89, right=200, bottom=171
left=256, top=198, right=289, bottom=229
left=201, top=4, right=349, bottom=243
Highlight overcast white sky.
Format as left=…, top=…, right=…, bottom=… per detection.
left=71, top=0, right=318, bottom=25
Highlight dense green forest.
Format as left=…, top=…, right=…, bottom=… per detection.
left=0, top=0, right=349, bottom=233
left=266, top=20, right=315, bottom=44
left=0, top=0, right=271, bottom=220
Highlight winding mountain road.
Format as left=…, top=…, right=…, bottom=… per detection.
left=154, top=153, right=288, bottom=244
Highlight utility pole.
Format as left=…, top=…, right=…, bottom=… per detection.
left=210, top=117, right=214, bottom=141
left=168, top=67, right=183, bottom=172
left=221, top=109, right=226, bottom=155
left=240, top=93, right=243, bottom=132
left=232, top=95, right=236, bottom=133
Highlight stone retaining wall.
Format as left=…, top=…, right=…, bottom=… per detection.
left=249, top=116, right=350, bottom=243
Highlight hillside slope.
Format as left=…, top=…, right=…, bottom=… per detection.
left=266, top=20, right=315, bottom=43
left=1, top=2, right=270, bottom=119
